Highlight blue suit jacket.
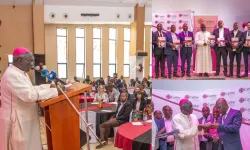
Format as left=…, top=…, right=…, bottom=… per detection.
left=218, top=108, right=242, bottom=150
left=164, top=31, right=179, bottom=56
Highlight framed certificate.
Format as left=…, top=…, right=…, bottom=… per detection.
left=184, top=37, right=192, bottom=47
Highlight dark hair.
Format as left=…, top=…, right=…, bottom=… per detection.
left=120, top=92, right=128, bottom=97
left=135, top=91, right=145, bottom=100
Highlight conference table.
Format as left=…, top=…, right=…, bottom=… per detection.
left=115, top=121, right=152, bottom=150
left=79, top=102, right=117, bottom=143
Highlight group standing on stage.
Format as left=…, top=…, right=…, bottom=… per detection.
left=152, top=21, right=250, bottom=78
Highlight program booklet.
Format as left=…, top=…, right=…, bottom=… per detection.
left=158, top=37, right=166, bottom=48
left=184, top=37, right=192, bottom=47
left=173, top=39, right=180, bottom=50
left=218, top=37, right=226, bottom=47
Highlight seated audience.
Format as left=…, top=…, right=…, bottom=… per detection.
left=96, top=92, right=132, bottom=149
left=118, top=85, right=133, bottom=103
left=107, top=84, right=120, bottom=102
left=83, top=75, right=92, bottom=85
left=104, top=75, right=110, bottom=85
left=132, top=91, right=147, bottom=112
left=142, top=77, right=151, bottom=88
left=94, top=85, right=109, bottom=103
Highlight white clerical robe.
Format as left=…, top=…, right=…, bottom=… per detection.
left=195, top=31, right=212, bottom=73
left=152, top=117, right=159, bottom=150
left=0, top=65, right=58, bottom=150
left=172, top=113, right=200, bottom=150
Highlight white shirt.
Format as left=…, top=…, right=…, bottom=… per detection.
left=171, top=32, right=177, bottom=41
left=219, top=28, right=224, bottom=38
left=158, top=31, right=163, bottom=37
left=222, top=107, right=231, bottom=124
left=164, top=117, right=175, bottom=142
left=136, top=101, right=141, bottom=111
left=116, top=100, right=127, bottom=117
left=234, top=30, right=238, bottom=37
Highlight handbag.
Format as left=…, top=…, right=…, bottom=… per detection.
left=8, top=94, right=26, bottom=150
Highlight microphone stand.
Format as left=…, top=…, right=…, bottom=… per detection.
left=33, top=68, right=102, bottom=149
left=56, top=83, right=103, bottom=150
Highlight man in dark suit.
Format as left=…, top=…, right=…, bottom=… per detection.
left=198, top=106, right=213, bottom=150
left=242, top=22, right=250, bottom=77
left=152, top=23, right=167, bottom=78
left=178, top=23, right=194, bottom=77
left=209, top=98, right=243, bottom=150
left=165, top=25, right=180, bottom=78
left=96, top=92, right=132, bottom=149
left=226, top=22, right=244, bottom=78
left=213, top=20, right=230, bottom=76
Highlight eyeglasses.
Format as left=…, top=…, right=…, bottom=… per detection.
left=21, top=58, right=34, bottom=64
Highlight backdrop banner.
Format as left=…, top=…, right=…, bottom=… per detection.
left=152, top=86, right=250, bottom=150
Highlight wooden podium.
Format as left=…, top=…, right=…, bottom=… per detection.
left=40, top=83, right=92, bottom=150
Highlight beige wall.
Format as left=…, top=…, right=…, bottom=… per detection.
left=0, top=5, right=34, bottom=78
left=44, top=24, right=151, bottom=80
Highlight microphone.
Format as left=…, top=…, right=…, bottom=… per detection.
left=32, top=64, right=67, bottom=85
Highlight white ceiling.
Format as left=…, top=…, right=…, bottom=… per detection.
left=0, top=0, right=152, bottom=7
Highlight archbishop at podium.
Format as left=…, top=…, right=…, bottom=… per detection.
left=0, top=47, right=59, bottom=150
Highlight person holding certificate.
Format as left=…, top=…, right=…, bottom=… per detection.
left=152, top=23, right=167, bottom=78
left=165, top=25, right=180, bottom=78
left=226, top=22, right=244, bottom=78
left=242, top=22, right=250, bottom=77
left=179, top=23, right=194, bottom=77
left=213, top=20, right=230, bottom=76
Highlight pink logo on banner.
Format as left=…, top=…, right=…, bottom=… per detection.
left=202, top=94, right=217, bottom=99
left=220, top=92, right=235, bottom=97
left=179, top=14, right=183, bottom=17
left=166, top=94, right=172, bottom=99
left=167, top=14, right=171, bottom=18
left=220, top=92, right=226, bottom=97
left=185, top=95, right=189, bottom=99
left=203, top=94, right=208, bottom=99
left=179, top=26, right=183, bottom=30
left=155, top=21, right=159, bottom=24
left=240, top=97, right=245, bottom=103
left=155, top=14, right=159, bottom=18
left=167, top=20, right=171, bottom=24
left=239, top=98, right=250, bottom=103
left=239, top=88, right=245, bottom=93
left=240, top=108, right=250, bottom=113
left=239, top=87, right=250, bottom=93
left=179, top=20, right=183, bottom=23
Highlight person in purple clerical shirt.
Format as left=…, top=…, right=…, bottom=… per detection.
left=178, top=23, right=194, bottom=77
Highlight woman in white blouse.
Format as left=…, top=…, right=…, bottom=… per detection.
left=94, top=85, right=109, bottom=103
